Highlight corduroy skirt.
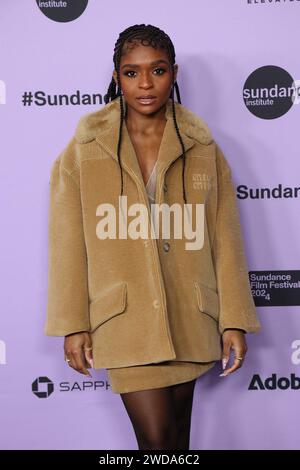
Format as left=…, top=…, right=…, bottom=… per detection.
left=107, top=360, right=217, bottom=394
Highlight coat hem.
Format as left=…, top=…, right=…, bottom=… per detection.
left=92, top=354, right=221, bottom=370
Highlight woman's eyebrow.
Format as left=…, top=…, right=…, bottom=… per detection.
left=121, top=59, right=169, bottom=69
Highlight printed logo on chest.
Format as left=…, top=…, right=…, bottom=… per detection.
left=192, top=173, right=212, bottom=190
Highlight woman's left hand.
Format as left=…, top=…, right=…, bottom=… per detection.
left=220, top=330, right=248, bottom=376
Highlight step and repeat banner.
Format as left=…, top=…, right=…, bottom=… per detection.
left=1, top=0, right=300, bottom=450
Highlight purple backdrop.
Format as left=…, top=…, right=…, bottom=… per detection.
left=1, top=0, right=300, bottom=450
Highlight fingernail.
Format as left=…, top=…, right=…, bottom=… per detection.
left=219, top=372, right=227, bottom=377
left=89, top=359, right=94, bottom=368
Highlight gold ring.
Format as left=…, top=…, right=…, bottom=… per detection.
left=83, top=347, right=93, bottom=351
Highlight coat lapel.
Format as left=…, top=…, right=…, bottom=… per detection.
left=94, top=96, right=195, bottom=190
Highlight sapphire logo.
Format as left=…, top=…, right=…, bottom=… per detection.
left=36, top=0, right=88, bottom=23
left=243, top=65, right=298, bottom=119
left=32, top=376, right=54, bottom=398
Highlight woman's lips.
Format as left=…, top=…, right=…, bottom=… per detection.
left=136, top=97, right=157, bottom=105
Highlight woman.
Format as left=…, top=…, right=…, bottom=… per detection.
left=45, top=24, right=261, bottom=450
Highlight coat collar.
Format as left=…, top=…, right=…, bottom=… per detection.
left=75, top=96, right=213, bottom=186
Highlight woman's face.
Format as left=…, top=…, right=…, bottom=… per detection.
left=113, top=41, right=178, bottom=116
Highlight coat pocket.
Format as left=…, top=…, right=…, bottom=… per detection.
left=89, top=282, right=127, bottom=333
left=194, top=281, right=219, bottom=322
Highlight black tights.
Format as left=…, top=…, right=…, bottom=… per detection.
left=120, top=378, right=197, bottom=450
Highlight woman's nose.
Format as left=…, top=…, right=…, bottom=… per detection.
left=138, top=72, right=153, bottom=88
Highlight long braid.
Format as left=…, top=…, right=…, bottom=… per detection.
left=116, top=56, right=125, bottom=196
left=104, top=24, right=188, bottom=203
left=171, top=83, right=187, bottom=204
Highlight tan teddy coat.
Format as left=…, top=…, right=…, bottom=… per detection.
left=45, top=96, right=261, bottom=369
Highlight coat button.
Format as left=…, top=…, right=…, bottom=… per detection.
left=153, top=299, right=160, bottom=309
left=163, top=241, right=170, bottom=252
left=163, top=183, right=168, bottom=192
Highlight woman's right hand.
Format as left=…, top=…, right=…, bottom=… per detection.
left=64, top=331, right=93, bottom=377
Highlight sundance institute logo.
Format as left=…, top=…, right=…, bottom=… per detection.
left=243, top=65, right=299, bottom=119
left=95, top=197, right=205, bottom=251
left=36, top=0, right=88, bottom=23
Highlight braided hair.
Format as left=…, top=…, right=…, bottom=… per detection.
left=104, top=24, right=188, bottom=204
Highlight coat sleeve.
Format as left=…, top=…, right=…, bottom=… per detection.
left=211, top=142, right=261, bottom=336
left=44, top=154, right=91, bottom=336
